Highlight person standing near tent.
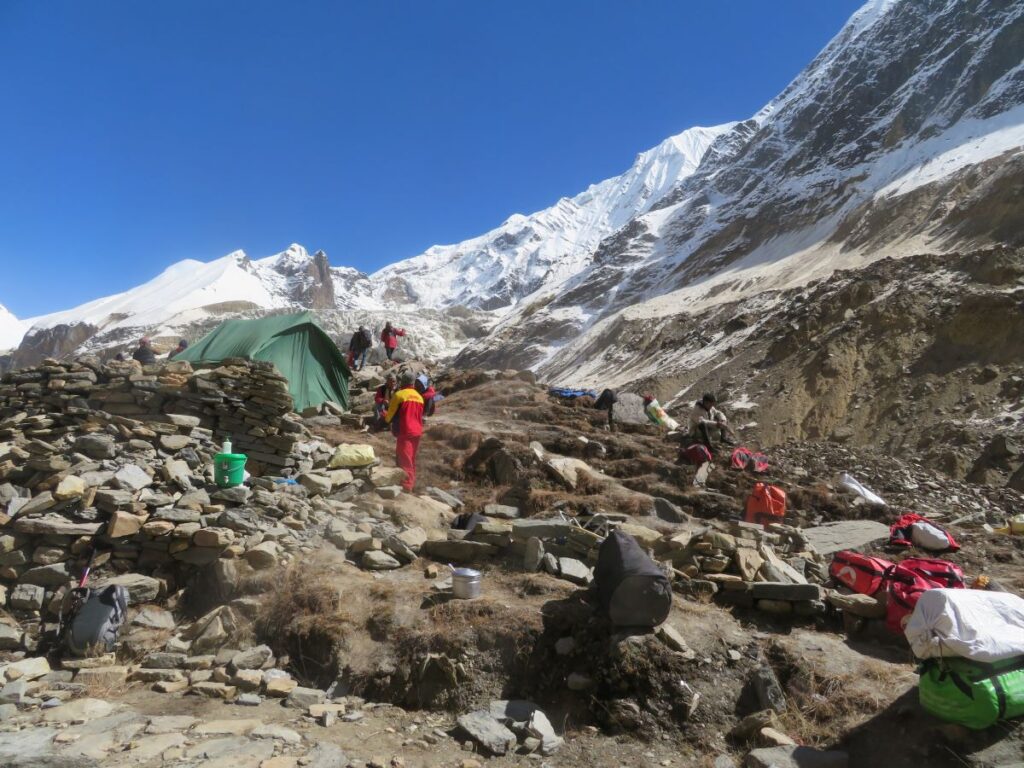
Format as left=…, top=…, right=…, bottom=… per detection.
left=348, top=325, right=372, bottom=371
left=385, top=370, right=425, bottom=491
left=380, top=321, right=406, bottom=361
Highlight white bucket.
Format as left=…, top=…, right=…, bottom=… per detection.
left=452, top=567, right=482, bottom=600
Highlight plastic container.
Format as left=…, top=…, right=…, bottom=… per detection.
left=451, top=567, right=481, bottom=600
left=1010, top=514, right=1024, bottom=535
left=214, top=452, right=247, bottom=488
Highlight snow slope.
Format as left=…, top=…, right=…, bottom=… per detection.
left=369, top=124, right=733, bottom=310
left=0, top=305, right=27, bottom=352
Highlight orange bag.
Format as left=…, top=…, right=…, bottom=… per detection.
left=744, top=482, right=786, bottom=527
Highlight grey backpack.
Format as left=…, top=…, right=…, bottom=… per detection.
left=66, top=585, right=129, bottom=657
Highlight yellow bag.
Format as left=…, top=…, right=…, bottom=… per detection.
left=329, top=444, right=376, bottom=468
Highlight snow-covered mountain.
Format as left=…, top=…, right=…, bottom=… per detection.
left=0, top=305, right=26, bottom=352
left=369, top=124, right=732, bottom=310
left=456, top=0, right=1024, bottom=377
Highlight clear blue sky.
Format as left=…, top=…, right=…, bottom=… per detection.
left=0, top=0, right=863, bottom=318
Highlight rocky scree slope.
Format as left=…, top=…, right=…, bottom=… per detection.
left=457, top=0, right=1024, bottom=373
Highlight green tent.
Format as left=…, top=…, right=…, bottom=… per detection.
left=176, top=312, right=350, bottom=411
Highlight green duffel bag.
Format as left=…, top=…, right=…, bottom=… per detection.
left=919, top=655, right=1024, bottom=730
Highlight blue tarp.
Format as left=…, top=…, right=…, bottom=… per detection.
left=548, top=387, right=598, bottom=400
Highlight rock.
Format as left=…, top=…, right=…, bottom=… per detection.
left=145, top=715, right=199, bottom=734
left=93, top=573, right=161, bottom=604
left=426, top=487, right=464, bottom=508
left=74, top=666, right=129, bottom=687
left=750, top=583, right=822, bottom=601
left=40, top=697, right=113, bottom=722
left=10, top=583, right=45, bottom=611
left=12, top=515, right=101, bottom=536
left=483, top=503, right=520, bottom=519
left=286, top=686, right=325, bottom=709
left=297, top=473, right=332, bottom=496
left=236, top=692, right=262, bottom=706
left=757, top=599, right=795, bottom=615
left=3, top=655, right=50, bottom=680
left=421, top=539, right=498, bottom=564
left=113, top=464, right=153, bottom=492
left=0, top=624, right=22, bottom=650
left=523, top=537, right=544, bottom=572
left=735, top=548, right=765, bottom=581
left=20, top=561, right=71, bottom=587
left=362, top=550, right=402, bottom=570
left=801, top=521, right=890, bottom=556
left=825, top=590, right=886, bottom=619
left=376, top=485, right=402, bottom=499
left=303, top=743, right=349, bottom=768
left=513, top=519, right=573, bottom=540
left=163, top=459, right=194, bottom=491
left=211, top=486, right=251, bottom=505
left=159, top=434, right=193, bottom=452
left=133, top=668, right=186, bottom=683
left=54, top=475, right=86, bottom=500
left=750, top=665, right=787, bottom=714
left=75, top=434, right=117, bottom=459
left=251, top=724, right=302, bottom=743
left=760, top=727, right=797, bottom=747
left=655, top=624, right=693, bottom=655
left=567, top=672, right=592, bottom=691
left=557, top=557, right=592, bottom=585
left=191, top=681, right=236, bottom=699
left=133, top=606, right=175, bottom=629
left=229, top=645, right=274, bottom=672
left=653, top=497, right=690, bottom=523
left=15, top=492, right=56, bottom=516
left=744, top=746, right=848, bottom=768
left=244, top=541, right=280, bottom=570
left=0, top=678, right=28, bottom=704
left=456, top=710, right=517, bottom=756
left=106, top=510, right=143, bottom=538
left=732, top=710, right=778, bottom=740
left=265, top=676, right=297, bottom=697
left=193, top=527, right=235, bottom=547
left=193, top=718, right=264, bottom=736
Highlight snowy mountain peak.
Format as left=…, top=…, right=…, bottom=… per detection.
left=370, top=122, right=733, bottom=311
left=0, top=304, right=26, bottom=352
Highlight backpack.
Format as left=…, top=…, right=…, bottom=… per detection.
left=919, top=656, right=1024, bottom=730
left=890, top=513, right=959, bottom=551
left=361, top=327, right=373, bottom=348
left=65, top=585, right=129, bottom=657
left=885, top=558, right=965, bottom=635
left=829, top=550, right=895, bottom=596
left=681, top=443, right=713, bottom=466
left=594, top=389, right=617, bottom=411
left=744, top=483, right=786, bottom=527
left=730, top=447, right=769, bottom=473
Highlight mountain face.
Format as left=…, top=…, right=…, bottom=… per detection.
left=0, top=305, right=25, bottom=351
left=368, top=125, right=733, bottom=311
left=456, top=0, right=1024, bottom=375
left=4, top=0, right=1022, bottom=384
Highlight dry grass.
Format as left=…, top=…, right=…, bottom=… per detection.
left=254, top=557, right=354, bottom=684
left=777, top=665, right=892, bottom=747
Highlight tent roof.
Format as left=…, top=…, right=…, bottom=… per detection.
left=176, top=311, right=350, bottom=411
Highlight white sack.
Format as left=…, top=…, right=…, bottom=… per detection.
left=905, top=588, right=1024, bottom=662
left=835, top=472, right=886, bottom=506
left=910, top=521, right=951, bottom=551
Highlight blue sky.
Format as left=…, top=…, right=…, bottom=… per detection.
left=0, top=0, right=864, bottom=317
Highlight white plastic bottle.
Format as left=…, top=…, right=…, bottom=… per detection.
left=222, top=436, right=232, bottom=455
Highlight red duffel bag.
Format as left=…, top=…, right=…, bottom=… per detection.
left=829, top=550, right=895, bottom=596
left=744, top=483, right=786, bottom=527
left=885, top=557, right=966, bottom=634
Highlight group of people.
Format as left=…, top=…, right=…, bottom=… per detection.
left=347, top=321, right=406, bottom=371
left=118, top=337, right=188, bottom=364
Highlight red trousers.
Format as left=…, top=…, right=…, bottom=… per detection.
left=396, top=434, right=420, bottom=491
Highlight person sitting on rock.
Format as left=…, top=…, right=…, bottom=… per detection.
left=132, top=337, right=156, bottom=365
left=373, top=373, right=397, bottom=429
left=385, top=369, right=426, bottom=492
left=168, top=338, right=188, bottom=359
left=380, top=321, right=406, bottom=362
left=689, top=392, right=734, bottom=450
left=348, top=325, right=372, bottom=371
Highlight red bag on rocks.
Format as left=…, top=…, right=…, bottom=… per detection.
left=885, top=557, right=965, bottom=634
left=744, top=483, right=786, bottom=527
left=889, top=513, right=959, bottom=551
left=830, top=550, right=895, bottom=596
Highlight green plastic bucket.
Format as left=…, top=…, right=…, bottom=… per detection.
left=214, top=452, right=247, bottom=488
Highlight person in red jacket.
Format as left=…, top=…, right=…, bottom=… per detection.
left=373, top=373, right=397, bottom=430
left=385, top=370, right=425, bottom=491
left=380, top=321, right=406, bottom=361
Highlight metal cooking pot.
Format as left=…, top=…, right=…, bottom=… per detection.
left=451, top=567, right=482, bottom=600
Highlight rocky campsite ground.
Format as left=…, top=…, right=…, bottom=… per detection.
left=0, top=358, right=1022, bottom=768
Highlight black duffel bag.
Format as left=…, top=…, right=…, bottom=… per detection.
left=594, top=530, right=672, bottom=627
